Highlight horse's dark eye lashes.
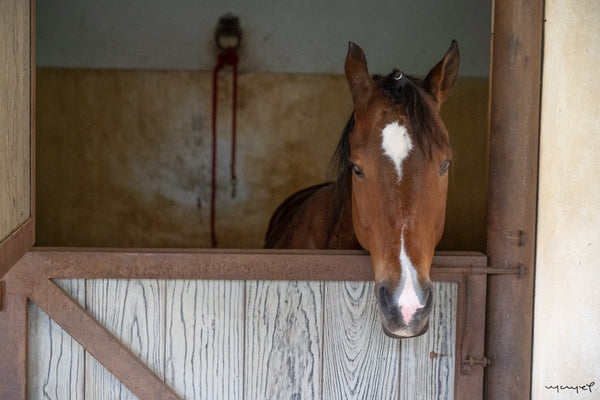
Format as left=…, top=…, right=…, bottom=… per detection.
left=440, top=160, right=451, bottom=175
left=351, top=163, right=364, bottom=178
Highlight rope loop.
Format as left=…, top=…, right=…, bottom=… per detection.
left=211, top=18, right=240, bottom=247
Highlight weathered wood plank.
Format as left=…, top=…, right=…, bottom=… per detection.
left=85, top=279, right=165, bottom=400
left=165, top=280, right=244, bottom=399
left=323, top=281, right=401, bottom=399
left=245, top=281, right=323, bottom=400
left=21, top=256, right=465, bottom=400
left=0, top=0, right=30, bottom=243
left=24, top=275, right=179, bottom=400
left=0, top=0, right=34, bottom=279
left=400, top=282, right=457, bottom=400
left=28, top=279, right=85, bottom=400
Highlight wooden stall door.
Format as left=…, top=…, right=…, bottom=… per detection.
left=22, top=250, right=487, bottom=400
left=0, top=0, right=34, bottom=278
left=0, top=2, right=34, bottom=399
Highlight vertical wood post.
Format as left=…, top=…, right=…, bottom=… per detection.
left=485, top=0, right=543, bottom=398
left=0, top=271, right=28, bottom=400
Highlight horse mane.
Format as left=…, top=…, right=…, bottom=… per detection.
left=329, top=113, right=354, bottom=209
left=330, top=71, right=451, bottom=182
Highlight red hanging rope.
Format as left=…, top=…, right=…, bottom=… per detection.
left=211, top=47, right=239, bottom=248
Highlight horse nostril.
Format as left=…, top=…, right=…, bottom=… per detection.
left=423, top=284, right=434, bottom=311
left=375, top=280, right=434, bottom=337
left=376, top=283, right=394, bottom=316
left=378, top=284, right=388, bottom=305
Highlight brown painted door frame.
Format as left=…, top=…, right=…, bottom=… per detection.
left=485, top=0, right=543, bottom=399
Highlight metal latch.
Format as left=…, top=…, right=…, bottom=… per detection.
left=462, top=356, right=491, bottom=367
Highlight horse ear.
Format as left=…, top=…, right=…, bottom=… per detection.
left=423, top=40, right=460, bottom=104
left=345, top=42, right=375, bottom=108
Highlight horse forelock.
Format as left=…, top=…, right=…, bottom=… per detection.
left=378, top=72, right=451, bottom=159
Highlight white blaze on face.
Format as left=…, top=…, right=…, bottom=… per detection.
left=381, top=121, right=413, bottom=181
left=397, top=232, right=425, bottom=323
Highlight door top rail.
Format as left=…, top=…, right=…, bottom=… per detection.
left=21, top=248, right=487, bottom=281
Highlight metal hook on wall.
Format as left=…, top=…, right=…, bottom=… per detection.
left=215, top=13, right=242, bottom=51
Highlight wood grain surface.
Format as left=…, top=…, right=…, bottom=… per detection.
left=0, top=0, right=30, bottom=242
left=323, top=281, right=401, bottom=399
left=85, top=279, right=165, bottom=400
left=166, top=280, right=244, bottom=399
left=245, top=281, right=323, bottom=400
left=400, top=282, right=457, bottom=400
left=28, top=279, right=85, bottom=400
left=0, top=0, right=33, bottom=279
left=28, top=279, right=458, bottom=399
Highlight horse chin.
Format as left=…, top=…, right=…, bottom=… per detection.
left=381, top=319, right=430, bottom=339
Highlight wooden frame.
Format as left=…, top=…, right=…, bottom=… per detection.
left=485, top=1, right=543, bottom=398
left=2, top=249, right=487, bottom=399
left=0, top=0, right=543, bottom=398
left=0, top=0, right=35, bottom=278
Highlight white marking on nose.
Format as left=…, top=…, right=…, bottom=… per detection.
left=381, top=121, right=413, bottom=181
left=397, top=232, right=425, bottom=323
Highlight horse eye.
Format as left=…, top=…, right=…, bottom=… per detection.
left=439, top=160, right=451, bottom=175
left=351, top=163, right=365, bottom=178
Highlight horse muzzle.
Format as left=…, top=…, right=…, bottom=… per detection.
left=375, top=281, right=433, bottom=338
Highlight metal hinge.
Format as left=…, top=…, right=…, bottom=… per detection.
left=505, top=229, right=527, bottom=247
left=462, top=356, right=491, bottom=367
left=431, top=352, right=491, bottom=369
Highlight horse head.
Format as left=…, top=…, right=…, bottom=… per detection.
left=344, top=41, right=459, bottom=338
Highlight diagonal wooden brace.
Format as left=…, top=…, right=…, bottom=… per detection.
left=12, top=258, right=181, bottom=400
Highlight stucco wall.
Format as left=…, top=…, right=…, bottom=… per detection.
left=36, top=69, right=488, bottom=249
left=532, top=0, right=600, bottom=397
left=36, top=0, right=491, bottom=76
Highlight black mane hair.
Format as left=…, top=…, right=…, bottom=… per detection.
left=329, top=112, right=355, bottom=179
left=330, top=71, right=451, bottom=181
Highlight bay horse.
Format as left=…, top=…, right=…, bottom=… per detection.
left=264, top=41, right=459, bottom=338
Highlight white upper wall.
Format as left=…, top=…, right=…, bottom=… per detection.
left=37, top=0, right=491, bottom=77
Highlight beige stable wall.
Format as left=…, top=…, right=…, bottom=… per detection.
left=532, top=1, right=600, bottom=397
left=36, top=69, right=488, bottom=250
